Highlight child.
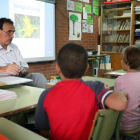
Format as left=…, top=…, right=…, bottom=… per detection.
left=35, top=43, right=128, bottom=140
left=114, top=46, right=140, bottom=131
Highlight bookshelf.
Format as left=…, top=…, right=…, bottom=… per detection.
left=134, top=3, right=140, bottom=46
left=100, top=1, right=138, bottom=70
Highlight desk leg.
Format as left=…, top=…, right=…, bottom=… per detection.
left=91, top=60, right=94, bottom=77
left=104, top=56, right=106, bottom=73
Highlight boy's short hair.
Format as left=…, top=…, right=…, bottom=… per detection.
left=122, top=46, right=140, bottom=70
left=57, top=43, right=88, bottom=78
left=0, top=18, right=13, bottom=30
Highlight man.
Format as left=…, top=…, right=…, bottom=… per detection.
left=0, top=18, right=47, bottom=89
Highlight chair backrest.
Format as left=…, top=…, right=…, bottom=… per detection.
left=88, top=109, right=123, bottom=140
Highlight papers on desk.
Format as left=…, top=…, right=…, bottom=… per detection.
left=0, top=76, right=33, bottom=85
left=0, top=89, right=17, bottom=102
left=108, top=72, right=126, bottom=75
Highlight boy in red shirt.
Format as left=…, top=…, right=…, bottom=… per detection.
left=35, top=43, right=128, bottom=140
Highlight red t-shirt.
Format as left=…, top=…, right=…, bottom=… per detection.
left=35, top=79, right=113, bottom=140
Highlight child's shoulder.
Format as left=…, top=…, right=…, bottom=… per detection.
left=83, top=80, right=104, bottom=88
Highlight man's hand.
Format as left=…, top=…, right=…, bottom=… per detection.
left=0, top=63, right=20, bottom=75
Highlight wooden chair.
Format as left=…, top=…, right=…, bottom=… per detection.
left=88, top=109, right=123, bottom=140
left=120, top=126, right=140, bottom=140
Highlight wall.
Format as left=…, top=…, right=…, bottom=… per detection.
left=28, top=0, right=99, bottom=80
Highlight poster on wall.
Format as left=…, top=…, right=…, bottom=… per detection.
left=82, top=20, right=93, bottom=33
left=83, top=7, right=87, bottom=19
left=83, top=0, right=89, bottom=3
left=67, top=0, right=75, bottom=11
left=69, top=12, right=81, bottom=40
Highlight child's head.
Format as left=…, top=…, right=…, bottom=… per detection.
left=121, top=46, right=140, bottom=71
left=57, top=43, right=88, bottom=79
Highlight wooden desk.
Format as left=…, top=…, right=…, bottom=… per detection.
left=0, top=86, right=45, bottom=117
left=0, top=118, right=48, bottom=140
left=82, top=76, right=115, bottom=89
left=46, top=76, right=115, bottom=90
left=88, top=54, right=106, bottom=58
left=105, top=69, right=127, bottom=77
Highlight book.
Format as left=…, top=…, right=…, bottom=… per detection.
left=119, top=20, right=123, bottom=30
left=111, top=20, right=118, bottom=30
left=117, top=20, right=122, bottom=30
left=105, top=45, right=112, bottom=51
left=102, top=19, right=107, bottom=30
left=119, top=45, right=127, bottom=53
left=124, top=35, right=130, bottom=42
left=120, top=21, right=125, bottom=30
left=0, top=89, right=17, bottom=102
left=112, top=46, right=117, bottom=52
left=116, top=46, right=120, bottom=53
left=120, top=34, right=124, bottom=42
left=107, top=20, right=113, bottom=30
left=118, top=34, right=122, bottom=42
left=124, top=19, right=130, bottom=29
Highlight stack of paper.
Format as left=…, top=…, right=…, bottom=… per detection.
left=122, top=10, right=131, bottom=16
left=0, top=76, right=33, bottom=85
left=0, top=89, right=17, bottom=102
left=135, top=5, right=140, bottom=14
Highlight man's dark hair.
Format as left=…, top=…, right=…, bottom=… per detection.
left=57, top=43, right=88, bottom=78
left=0, top=18, right=13, bottom=30
left=122, top=46, right=140, bottom=70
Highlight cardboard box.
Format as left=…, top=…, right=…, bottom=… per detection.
left=98, top=68, right=113, bottom=78
left=100, top=63, right=111, bottom=70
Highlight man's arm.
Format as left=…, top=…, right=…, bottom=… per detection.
left=105, top=92, right=128, bottom=111
left=0, top=64, right=20, bottom=75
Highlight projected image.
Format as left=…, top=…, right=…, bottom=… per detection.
left=14, top=14, right=40, bottom=38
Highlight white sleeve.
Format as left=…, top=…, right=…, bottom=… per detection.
left=13, top=44, right=29, bottom=68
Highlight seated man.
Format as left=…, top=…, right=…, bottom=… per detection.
left=0, top=18, right=47, bottom=89
left=35, top=43, right=128, bottom=140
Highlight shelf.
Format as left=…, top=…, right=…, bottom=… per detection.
left=104, top=0, right=131, bottom=4
left=103, top=42, right=129, bottom=44
left=102, top=30, right=130, bottom=32
left=103, top=16, right=131, bottom=19
left=100, top=1, right=135, bottom=71
left=101, top=51, right=121, bottom=54
left=103, top=7, right=131, bottom=12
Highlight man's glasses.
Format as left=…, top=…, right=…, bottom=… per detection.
left=1, top=30, right=15, bottom=36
